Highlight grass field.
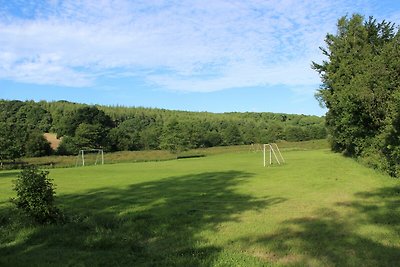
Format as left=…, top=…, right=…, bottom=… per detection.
left=0, top=145, right=399, bottom=266
left=10, top=140, right=328, bottom=169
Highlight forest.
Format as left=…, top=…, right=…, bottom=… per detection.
left=0, top=99, right=326, bottom=161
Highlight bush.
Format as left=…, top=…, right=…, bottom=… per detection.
left=25, top=131, right=52, bottom=157
left=12, top=165, right=62, bottom=224
left=56, top=135, right=79, bottom=155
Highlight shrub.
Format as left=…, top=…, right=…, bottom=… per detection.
left=25, top=131, right=52, bottom=157
left=56, top=135, right=79, bottom=155
left=12, top=165, right=62, bottom=224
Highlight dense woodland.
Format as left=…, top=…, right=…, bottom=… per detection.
left=313, top=14, right=400, bottom=177
left=0, top=99, right=326, bottom=161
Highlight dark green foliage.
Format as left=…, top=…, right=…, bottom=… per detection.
left=139, top=126, right=162, bottom=150
left=221, top=124, right=242, bottom=145
left=108, top=119, right=142, bottom=151
left=0, top=100, right=52, bottom=132
left=313, top=14, right=400, bottom=176
left=0, top=100, right=25, bottom=123
left=0, top=100, right=53, bottom=161
left=0, top=99, right=327, bottom=157
left=12, top=166, right=62, bottom=224
left=96, top=106, right=326, bottom=149
left=203, top=130, right=222, bottom=147
left=55, top=136, right=80, bottom=155
left=160, top=119, right=190, bottom=153
left=56, top=106, right=114, bottom=154
left=0, top=122, right=25, bottom=163
left=74, top=123, right=108, bottom=149
left=15, top=102, right=52, bottom=132
left=57, top=106, right=114, bottom=137
left=25, top=131, right=52, bottom=157
left=262, top=122, right=283, bottom=143
left=284, top=126, right=306, bottom=142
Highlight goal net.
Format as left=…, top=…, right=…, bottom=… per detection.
left=249, top=143, right=263, bottom=152
left=263, top=143, right=285, bottom=166
left=75, top=149, right=104, bottom=167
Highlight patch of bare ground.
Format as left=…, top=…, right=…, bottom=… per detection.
left=43, top=133, right=61, bottom=150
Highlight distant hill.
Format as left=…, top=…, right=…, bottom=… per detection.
left=0, top=99, right=326, bottom=158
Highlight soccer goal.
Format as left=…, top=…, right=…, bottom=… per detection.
left=75, top=149, right=104, bottom=167
left=263, top=143, right=285, bottom=166
left=249, top=143, right=263, bottom=152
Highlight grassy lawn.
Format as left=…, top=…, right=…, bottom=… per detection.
left=6, top=139, right=329, bottom=168
left=0, top=146, right=399, bottom=266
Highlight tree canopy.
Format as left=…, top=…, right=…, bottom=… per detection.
left=0, top=101, right=52, bottom=163
left=313, top=14, right=400, bottom=176
left=0, top=99, right=327, bottom=160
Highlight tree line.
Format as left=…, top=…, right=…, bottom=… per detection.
left=0, top=99, right=326, bottom=162
left=313, top=14, right=400, bottom=177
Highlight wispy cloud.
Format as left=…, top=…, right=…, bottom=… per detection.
left=0, top=0, right=383, bottom=92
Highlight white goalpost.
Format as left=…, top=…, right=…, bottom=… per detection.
left=263, top=143, right=285, bottom=166
left=75, top=149, right=104, bottom=167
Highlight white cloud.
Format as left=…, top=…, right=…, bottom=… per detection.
left=148, top=59, right=319, bottom=93
left=0, top=0, right=383, bottom=92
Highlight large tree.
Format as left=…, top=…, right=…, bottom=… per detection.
left=313, top=14, right=400, bottom=176
left=160, top=119, right=190, bottom=153
left=57, top=106, right=114, bottom=154
left=58, top=106, right=114, bottom=137
left=0, top=123, right=25, bottom=164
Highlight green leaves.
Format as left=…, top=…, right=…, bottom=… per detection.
left=12, top=166, right=62, bottom=224
left=56, top=106, right=114, bottom=154
left=314, top=14, right=400, bottom=176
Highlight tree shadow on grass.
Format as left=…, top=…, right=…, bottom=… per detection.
left=0, top=170, right=286, bottom=266
left=239, top=185, right=400, bottom=266
left=0, top=170, right=19, bottom=179
left=349, top=185, right=400, bottom=235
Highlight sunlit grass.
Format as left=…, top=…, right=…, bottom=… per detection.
left=18, top=139, right=328, bottom=168
left=0, top=142, right=398, bottom=266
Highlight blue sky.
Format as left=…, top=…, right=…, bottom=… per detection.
left=0, top=1, right=399, bottom=116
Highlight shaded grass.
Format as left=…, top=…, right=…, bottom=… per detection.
left=242, top=186, right=400, bottom=266
left=0, top=170, right=283, bottom=266
left=0, top=146, right=398, bottom=266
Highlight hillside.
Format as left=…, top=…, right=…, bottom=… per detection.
left=0, top=99, right=326, bottom=160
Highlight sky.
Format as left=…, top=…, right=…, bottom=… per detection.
left=0, top=0, right=399, bottom=116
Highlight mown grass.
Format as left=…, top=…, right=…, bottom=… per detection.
left=13, top=139, right=329, bottom=169
left=0, top=143, right=399, bottom=266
